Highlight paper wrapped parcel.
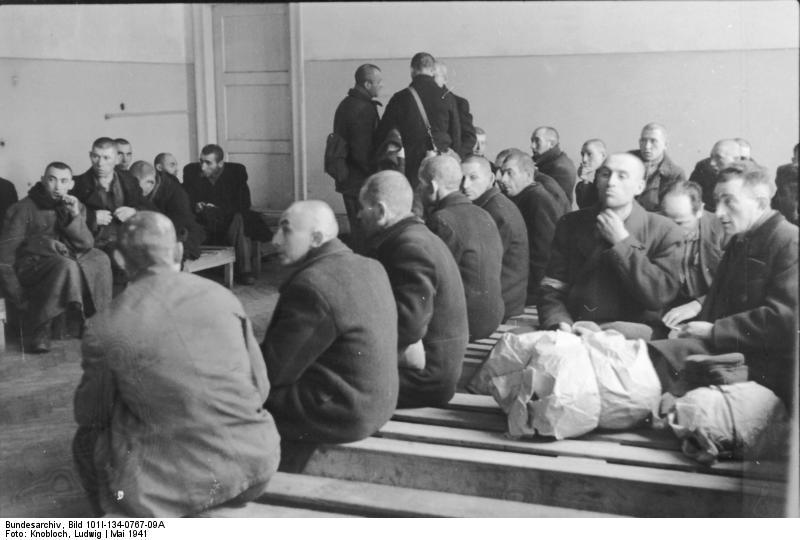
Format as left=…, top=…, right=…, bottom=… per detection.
left=486, top=331, right=601, bottom=439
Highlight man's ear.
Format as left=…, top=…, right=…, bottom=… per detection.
left=310, top=230, right=324, bottom=248
left=633, top=178, right=646, bottom=197
left=376, top=201, right=389, bottom=225
left=112, top=249, right=127, bottom=273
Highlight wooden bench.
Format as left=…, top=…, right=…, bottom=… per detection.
left=183, top=246, right=235, bottom=288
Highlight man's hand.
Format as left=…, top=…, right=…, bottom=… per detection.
left=556, top=322, right=572, bottom=333
left=60, top=194, right=81, bottom=217
left=114, top=206, right=136, bottom=222
left=662, top=300, right=702, bottom=329
left=596, top=209, right=630, bottom=244
left=677, top=321, right=714, bottom=341
left=95, top=209, right=113, bottom=226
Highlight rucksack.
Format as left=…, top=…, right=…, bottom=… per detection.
left=324, top=132, right=349, bottom=187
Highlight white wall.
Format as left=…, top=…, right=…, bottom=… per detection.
left=0, top=4, right=194, bottom=196
left=299, top=1, right=799, bottom=213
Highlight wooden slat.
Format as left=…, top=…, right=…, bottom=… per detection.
left=302, top=437, right=786, bottom=517
left=258, top=472, right=616, bottom=517
left=197, top=503, right=347, bottom=518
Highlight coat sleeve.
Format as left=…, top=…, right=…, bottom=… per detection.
left=457, top=97, right=477, bottom=158
left=711, top=234, right=798, bottom=352
left=73, top=322, right=116, bottom=429
left=373, top=95, right=399, bottom=157
left=235, top=167, right=252, bottom=213
left=538, top=215, right=575, bottom=329
left=241, top=314, right=270, bottom=402
left=529, top=196, right=561, bottom=288
left=606, top=221, right=684, bottom=310
left=260, top=280, right=337, bottom=387
left=386, top=242, right=437, bottom=348
left=61, top=204, right=95, bottom=252
left=0, top=202, right=28, bottom=303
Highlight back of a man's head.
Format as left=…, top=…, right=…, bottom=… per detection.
left=129, top=160, right=155, bottom=180
left=361, top=170, right=414, bottom=220
left=418, top=154, right=463, bottom=192
left=410, top=52, right=436, bottom=76
left=288, top=200, right=339, bottom=244
left=117, top=211, right=181, bottom=277
left=355, top=63, right=380, bottom=87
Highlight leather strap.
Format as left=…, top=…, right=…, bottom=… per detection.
left=407, top=86, right=438, bottom=153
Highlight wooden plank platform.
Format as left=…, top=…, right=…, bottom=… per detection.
left=183, top=246, right=235, bottom=289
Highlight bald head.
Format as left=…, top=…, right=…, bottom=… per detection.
left=116, top=211, right=181, bottom=277
left=129, top=160, right=157, bottom=196
left=595, top=153, right=646, bottom=211
left=531, top=126, right=559, bottom=158
left=361, top=170, right=414, bottom=217
left=418, top=154, right=463, bottom=195
left=274, top=200, right=339, bottom=266
left=710, top=139, right=742, bottom=172
left=734, top=138, right=751, bottom=159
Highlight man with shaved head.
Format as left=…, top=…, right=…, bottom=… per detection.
left=434, top=61, right=477, bottom=158
left=261, top=200, right=398, bottom=471
left=688, top=139, right=742, bottom=211
left=360, top=170, right=468, bottom=407
left=130, top=160, right=205, bottom=260
left=497, top=149, right=570, bottom=304
left=630, top=122, right=686, bottom=211
left=531, top=126, right=578, bottom=204
left=154, top=152, right=179, bottom=178
left=574, top=138, right=607, bottom=209
left=462, top=155, right=529, bottom=320
left=73, top=211, right=280, bottom=516
left=539, top=153, right=684, bottom=339
left=418, top=154, right=504, bottom=339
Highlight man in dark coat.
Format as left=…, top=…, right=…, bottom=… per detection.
left=373, top=52, right=461, bottom=208
left=154, top=152, right=179, bottom=178
left=539, top=153, right=684, bottom=339
left=261, top=200, right=398, bottom=471
left=0, top=176, right=18, bottom=235
left=462, top=155, right=529, bottom=320
left=129, top=161, right=205, bottom=260
left=359, top=170, right=468, bottom=407
left=649, top=161, right=798, bottom=408
left=1, top=162, right=111, bottom=352
left=183, top=144, right=271, bottom=284
left=332, top=63, right=383, bottom=251
left=419, top=155, right=504, bottom=340
left=434, top=61, right=476, bottom=158
left=531, top=126, right=577, bottom=204
left=631, top=123, right=686, bottom=212
left=73, top=212, right=279, bottom=517
left=575, top=139, right=606, bottom=209
left=660, top=180, right=727, bottom=332
left=771, top=143, right=798, bottom=225
left=497, top=149, right=570, bottom=305
left=688, top=139, right=742, bottom=212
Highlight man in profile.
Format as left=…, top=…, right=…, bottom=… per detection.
left=419, top=154, right=504, bottom=339
left=73, top=211, right=280, bottom=517
left=461, top=155, right=529, bottom=320
left=154, top=152, right=179, bottom=178
left=473, top=127, right=488, bottom=158
left=183, top=144, right=272, bottom=284
left=539, top=153, right=684, bottom=339
left=631, top=123, right=686, bottom=211
left=359, top=170, right=468, bottom=407
left=261, top=200, right=398, bottom=471
left=688, top=139, right=742, bottom=211
left=531, top=126, right=577, bottom=204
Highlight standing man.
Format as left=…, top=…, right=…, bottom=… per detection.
left=461, top=155, right=529, bottom=320
left=154, top=152, right=179, bottom=178
left=531, top=126, right=578, bottom=204
left=497, top=149, right=570, bottom=305
left=631, top=122, right=686, bottom=211
left=73, top=212, right=279, bottom=517
left=262, top=201, right=398, bottom=471
left=183, top=144, right=272, bottom=285
left=434, top=61, right=477, bottom=158
left=688, top=139, right=742, bottom=212
left=359, top=170, right=468, bottom=407
left=419, top=155, right=504, bottom=340
left=331, top=63, right=383, bottom=252
left=374, top=52, right=461, bottom=212
left=771, top=143, right=798, bottom=225
left=0, top=176, right=18, bottom=234
left=114, top=138, right=134, bottom=172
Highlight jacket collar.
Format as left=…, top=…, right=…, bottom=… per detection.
left=348, top=85, right=382, bottom=107
left=474, top=185, right=501, bottom=208
left=281, top=238, right=351, bottom=290
left=534, top=145, right=562, bottom=167
left=366, top=215, right=424, bottom=253
left=434, top=191, right=471, bottom=212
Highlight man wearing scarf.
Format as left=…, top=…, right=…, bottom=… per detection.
left=0, top=162, right=112, bottom=352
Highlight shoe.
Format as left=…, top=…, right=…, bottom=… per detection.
left=238, top=273, right=256, bottom=286
left=29, top=321, right=52, bottom=353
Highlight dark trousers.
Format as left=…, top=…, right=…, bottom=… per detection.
left=342, top=193, right=364, bottom=254
left=204, top=212, right=252, bottom=274
left=277, top=439, right=319, bottom=473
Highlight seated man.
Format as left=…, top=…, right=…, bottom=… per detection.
left=688, top=139, right=742, bottom=212
left=0, top=176, right=18, bottom=234
left=574, top=138, right=607, bottom=209
left=70, top=137, right=153, bottom=277
left=473, top=126, right=488, bottom=157
left=0, top=162, right=111, bottom=352
left=497, top=149, right=570, bottom=304
left=771, top=142, right=798, bottom=225
left=114, top=138, right=134, bottom=172
left=649, top=161, right=798, bottom=408
left=261, top=200, right=398, bottom=471
left=660, top=180, right=727, bottom=332
left=531, top=126, right=578, bottom=204
left=183, top=144, right=272, bottom=285
left=462, top=155, right=529, bottom=320
left=631, top=123, right=686, bottom=211
left=359, top=170, right=468, bottom=407
left=73, top=212, right=279, bottom=517
left=154, top=152, right=179, bottom=178
left=129, top=161, right=205, bottom=260
left=419, top=154, right=504, bottom=339
left=538, top=153, right=685, bottom=340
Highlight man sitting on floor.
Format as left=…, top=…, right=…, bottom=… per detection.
left=538, top=153, right=685, bottom=340
left=461, top=155, right=529, bottom=321
left=154, top=152, right=179, bottom=178
left=688, top=139, right=742, bottom=212
left=183, top=144, right=272, bottom=285
left=419, top=154, right=504, bottom=340
left=360, top=170, right=468, bottom=407
left=531, top=126, right=578, bottom=204
left=574, top=138, right=607, bottom=209
left=631, top=123, right=686, bottom=212
left=0, top=162, right=111, bottom=352
left=649, top=161, right=798, bottom=408
left=261, top=200, right=398, bottom=471
left=73, top=211, right=280, bottom=517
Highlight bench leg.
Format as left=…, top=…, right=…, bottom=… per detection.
left=224, top=262, right=234, bottom=289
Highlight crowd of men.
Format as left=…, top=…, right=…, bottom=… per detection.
left=0, top=50, right=797, bottom=517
